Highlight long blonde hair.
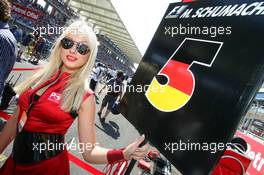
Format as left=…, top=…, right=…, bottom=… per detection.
left=15, top=21, right=98, bottom=112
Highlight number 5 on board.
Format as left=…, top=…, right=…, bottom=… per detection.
left=145, top=38, right=223, bottom=112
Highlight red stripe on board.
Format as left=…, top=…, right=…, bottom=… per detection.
left=161, top=60, right=193, bottom=96
left=0, top=111, right=11, bottom=120
left=12, top=67, right=42, bottom=71
left=68, top=153, right=105, bottom=175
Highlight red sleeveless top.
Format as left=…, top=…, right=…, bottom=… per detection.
left=0, top=70, right=94, bottom=175
left=18, top=70, right=94, bottom=134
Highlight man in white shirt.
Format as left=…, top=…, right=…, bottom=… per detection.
left=110, top=68, right=117, bottom=79
left=127, top=76, right=132, bottom=84
left=90, top=63, right=104, bottom=103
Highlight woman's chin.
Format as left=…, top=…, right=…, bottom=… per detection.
left=62, top=64, right=79, bottom=72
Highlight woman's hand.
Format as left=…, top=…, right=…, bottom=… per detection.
left=123, top=135, right=149, bottom=161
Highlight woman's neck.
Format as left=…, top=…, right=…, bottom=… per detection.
left=61, top=65, right=75, bottom=74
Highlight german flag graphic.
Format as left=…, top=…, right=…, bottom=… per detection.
left=146, top=38, right=223, bottom=112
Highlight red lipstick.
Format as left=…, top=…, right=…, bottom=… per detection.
left=66, top=55, right=78, bottom=62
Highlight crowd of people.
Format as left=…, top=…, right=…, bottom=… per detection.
left=8, top=0, right=133, bottom=74
left=97, top=35, right=135, bottom=75
left=6, top=0, right=74, bottom=63
left=97, top=43, right=134, bottom=77
left=12, top=0, right=78, bottom=29
left=9, top=27, right=51, bottom=64
left=11, top=0, right=79, bottom=45
left=97, top=48, right=132, bottom=76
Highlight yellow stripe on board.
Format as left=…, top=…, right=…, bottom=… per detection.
left=146, top=78, right=190, bottom=112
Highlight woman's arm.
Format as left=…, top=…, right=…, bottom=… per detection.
left=78, top=94, right=108, bottom=163
left=78, top=95, right=148, bottom=164
left=0, top=106, right=20, bottom=154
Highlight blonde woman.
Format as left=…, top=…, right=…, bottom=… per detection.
left=0, top=21, right=148, bottom=175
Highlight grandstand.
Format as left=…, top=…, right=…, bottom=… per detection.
left=10, top=0, right=140, bottom=76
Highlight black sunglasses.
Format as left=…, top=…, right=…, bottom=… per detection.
left=61, top=38, right=90, bottom=55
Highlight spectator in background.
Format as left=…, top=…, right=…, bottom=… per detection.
left=127, top=76, right=132, bottom=84
left=10, top=25, right=23, bottom=43
left=10, top=25, right=23, bottom=62
left=97, top=71, right=124, bottom=123
left=17, top=32, right=34, bottom=60
left=106, top=65, right=113, bottom=80
left=33, top=28, right=40, bottom=40
left=107, top=67, right=117, bottom=80
left=29, top=36, right=46, bottom=64
left=0, top=0, right=18, bottom=96
left=90, top=63, right=105, bottom=103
